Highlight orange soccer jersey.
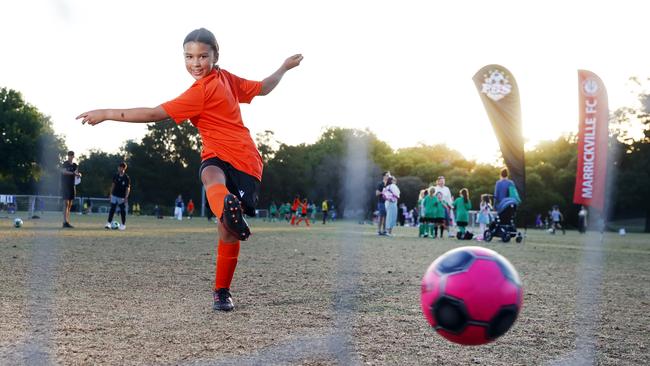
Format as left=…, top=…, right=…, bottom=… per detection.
left=161, top=68, right=263, bottom=180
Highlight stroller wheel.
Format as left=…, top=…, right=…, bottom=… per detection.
left=515, top=235, right=523, bottom=243
left=501, top=230, right=511, bottom=243
left=484, top=230, right=493, bottom=242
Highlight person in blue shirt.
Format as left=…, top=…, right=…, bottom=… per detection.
left=494, top=168, right=519, bottom=225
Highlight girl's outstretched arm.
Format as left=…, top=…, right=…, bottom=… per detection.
left=259, top=54, right=303, bottom=96
left=77, top=106, right=169, bottom=126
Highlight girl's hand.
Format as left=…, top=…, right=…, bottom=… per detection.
left=282, top=54, right=304, bottom=71
left=76, top=110, right=107, bottom=126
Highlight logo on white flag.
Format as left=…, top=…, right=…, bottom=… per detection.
left=481, top=70, right=512, bottom=101
left=582, top=78, right=599, bottom=96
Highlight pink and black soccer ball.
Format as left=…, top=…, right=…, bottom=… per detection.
left=420, top=246, right=523, bottom=345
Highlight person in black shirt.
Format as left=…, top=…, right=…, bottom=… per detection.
left=375, top=171, right=390, bottom=235
left=104, top=162, right=131, bottom=230
left=60, top=151, right=81, bottom=228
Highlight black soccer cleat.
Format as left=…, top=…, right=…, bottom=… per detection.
left=213, top=288, right=234, bottom=312
left=220, top=194, right=251, bottom=241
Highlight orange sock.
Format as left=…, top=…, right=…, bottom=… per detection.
left=215, top=240, right=240, bottom=290
left=206, top=184, right=229, bottom=218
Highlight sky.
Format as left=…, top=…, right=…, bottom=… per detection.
left=1, top=0, right=648, bottom=163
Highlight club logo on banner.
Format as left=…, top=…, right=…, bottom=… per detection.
left=480, top=70, right=512, bottom=101
left=473, top=65, right=526, bottom=200
left=573, top=70, right=609, bottom=212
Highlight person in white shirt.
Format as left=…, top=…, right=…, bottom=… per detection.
left=382, top=176, right=401, bottom=236
left=432, top=176, right=454, bottom=237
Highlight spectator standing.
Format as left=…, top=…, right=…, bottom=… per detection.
left=578, top=206, right=588, bottom=233
left=382, top=176, right=400, bottom=236
left=153, top=205, right=163, bottom=219
left=269, top=201, right=278, bottom=222
left=375, top=171, right=390, bottom=235
left=433, top=176, right=454, bottom=237
left=477, top=194, right=492, bottom=240
left=174, top=195, right=184, bottom=221
left=60, top=151, right=81, bottom=228
left=321, top=199, right=329, bottom=224
left=310, top=202, right=317, bottom=220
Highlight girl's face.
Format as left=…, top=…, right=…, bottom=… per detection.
left=184, top=41, right=217, bottom=80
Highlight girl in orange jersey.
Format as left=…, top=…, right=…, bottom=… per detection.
left=295, top=198, right=311, bottom=226
left=290, top=195, right=301, bottom=225
left=78, top=28, right=302, bottom=312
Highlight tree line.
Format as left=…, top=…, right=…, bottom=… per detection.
left=2, top=85, right=649, bottom=231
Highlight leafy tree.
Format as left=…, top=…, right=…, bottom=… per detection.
left=0, top=87, right=66, bottom=194
left=259, top=128, right=389, bottom=216
left=256, top=130, right=279, bottom=164
left=77, top=150, right=125, bottom=198
left=122, top=121, right=203, bottom=213
left=611, top=82, right=650, bottom=231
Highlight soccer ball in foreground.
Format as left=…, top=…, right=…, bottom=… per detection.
left=14, top=218, right=23, bottom=228
left=111, top=221, right=120, bottom=230
left=421, top=246, right=523, bottom=345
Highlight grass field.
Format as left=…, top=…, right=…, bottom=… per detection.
left=1, top=213, right=649, bottom=365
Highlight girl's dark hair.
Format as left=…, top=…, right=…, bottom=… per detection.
left=386, top=176, right=394, bottom=185
left=460, top=188, right=469, bottom=203
left=183, top=28, right=219, bottom=59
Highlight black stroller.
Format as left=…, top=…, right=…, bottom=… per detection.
left=483, top=197, right=523, bottom=243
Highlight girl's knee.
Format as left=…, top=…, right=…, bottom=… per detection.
left=201, top=166, right=226, bottom=187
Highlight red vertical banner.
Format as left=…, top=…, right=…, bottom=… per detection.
left=573, top=70, right=609, bottom=211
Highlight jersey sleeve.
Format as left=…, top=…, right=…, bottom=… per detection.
left=161, top=83, right=205, bottom=124
left=225, top=71, right=262, bottom=104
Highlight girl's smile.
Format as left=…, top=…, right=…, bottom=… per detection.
left=184, top=41, right=217, bottom=80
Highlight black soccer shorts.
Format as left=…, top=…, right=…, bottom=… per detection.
left=199, top=157, right=261, bottom=217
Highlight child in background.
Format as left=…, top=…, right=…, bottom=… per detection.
left=280, top=202, right=291, bottom=222
left=187, top=199, right=195, bottom=219
left=290, top=195, right=301, bottom=225
left=477, top=194, right=492, bottom=240
left=269, top=201, right=278, bottom=222
left=310, top=202, right=317, bottom=220
left=453, top=188, right=472, bottom=238
left=432, top=191, right=447, bottom=238
left=295, top=198, right=311, bottom=226
left=417, top=189, right=428, bottom=237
